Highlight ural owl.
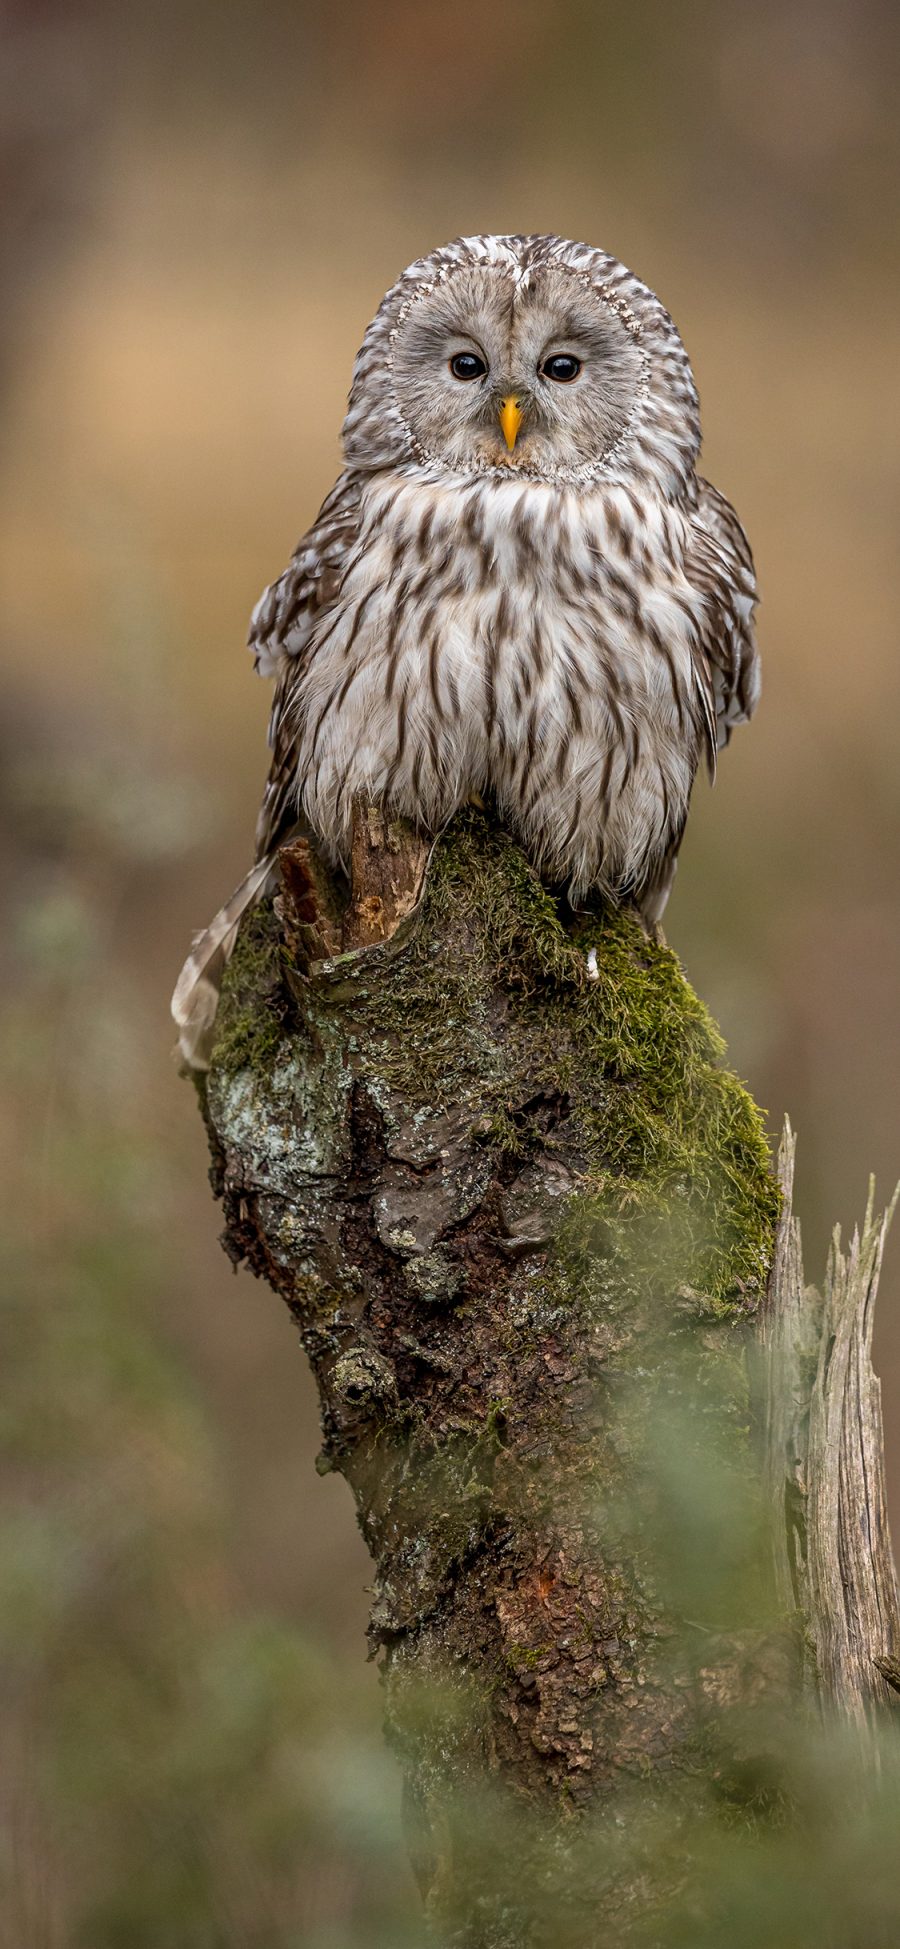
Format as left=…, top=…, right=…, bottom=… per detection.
left=173, top=233, right=759, bottom=1066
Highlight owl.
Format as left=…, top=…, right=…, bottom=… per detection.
left=173, top=233, right=759, bottom=1067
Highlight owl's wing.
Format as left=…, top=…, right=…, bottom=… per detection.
left=248, top=471, right=362, bottom=858
left=686, top=477, right=760, bottom=776
left=172, top=472, right=362, bottom=1070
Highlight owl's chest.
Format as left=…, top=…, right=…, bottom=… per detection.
left=308, top=477, right=700, bottom=770
left=363, top=511, right=686, bottom=720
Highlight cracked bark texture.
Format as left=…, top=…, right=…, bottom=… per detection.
left=191, top=807, right=897, bottom=1942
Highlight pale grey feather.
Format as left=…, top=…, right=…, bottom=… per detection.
left=171, top=854, right=280, bottom=1070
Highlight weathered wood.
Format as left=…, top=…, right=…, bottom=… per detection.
left=198, top=810, right=785, bottom=1939
left=276, top=836, right=343, bottom=967
left=763, top=1122, right=900, bottom=1721
left=193, top=810, right=900, bottom=1937
left=343, top=803, right=431, bottom=950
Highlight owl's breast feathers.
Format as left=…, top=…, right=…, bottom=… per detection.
left=250, top=467, right=758, bottom=905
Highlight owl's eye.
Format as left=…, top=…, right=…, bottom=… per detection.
left=541, top=354, right=582, bottom=383
left=449, top=352, right=488, bottom=381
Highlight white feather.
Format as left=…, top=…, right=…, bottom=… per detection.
left=171, top=854, right=278, bottom=1072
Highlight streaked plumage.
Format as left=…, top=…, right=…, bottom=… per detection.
left=173, top=233, right=759, bottom=1067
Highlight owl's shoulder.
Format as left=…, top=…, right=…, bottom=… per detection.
left=690, top=477, right=756, bottom=590
left=685, top=475, right=760, bottom=753
left=248, top=471, right=362, bottom=679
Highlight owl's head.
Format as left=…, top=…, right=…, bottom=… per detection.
left=343, top=235, right=701, bottom=498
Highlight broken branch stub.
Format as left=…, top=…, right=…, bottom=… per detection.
left=763, top=1122, right=900, bottom=1723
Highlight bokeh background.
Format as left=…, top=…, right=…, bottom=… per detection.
left=2, top=0, right=899, bottom=1940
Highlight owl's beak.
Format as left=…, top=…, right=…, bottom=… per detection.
left=499, top=395, right=523, bottom=451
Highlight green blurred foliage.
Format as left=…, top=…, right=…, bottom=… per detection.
left=0, top=888, right=421, bottom=1946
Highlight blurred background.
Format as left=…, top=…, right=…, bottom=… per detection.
left=1, top=0, right=898, bottom=1939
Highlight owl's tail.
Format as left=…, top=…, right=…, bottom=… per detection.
left=171, top=853, right=279, bottom=1072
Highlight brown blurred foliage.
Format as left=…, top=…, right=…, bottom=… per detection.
left=1, top=0, right=899, bottom=1937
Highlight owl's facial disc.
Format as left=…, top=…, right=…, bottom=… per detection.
left=390, top=263, right=645, bottom=477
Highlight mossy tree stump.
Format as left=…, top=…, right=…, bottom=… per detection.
left=193, top=809, right=896, bottom=1943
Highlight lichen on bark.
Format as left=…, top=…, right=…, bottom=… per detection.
left=213, top=811, right=776, bottom=1305
left=199, top=808, right=781, bottom=1940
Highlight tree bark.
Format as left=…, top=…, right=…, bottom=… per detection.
left=192, top=807, right=899, bottom=1942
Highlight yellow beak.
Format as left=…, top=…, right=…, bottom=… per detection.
left=499, top=395, right=523, bottom=452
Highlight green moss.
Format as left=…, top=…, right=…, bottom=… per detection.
left=209, top=903, right=287, bottom=1079
left=504, top=1642, right=552, bottom=1672
left=352, top=812, right=778, bottom=1316
left=212, top=810, right=779, bottom=1318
